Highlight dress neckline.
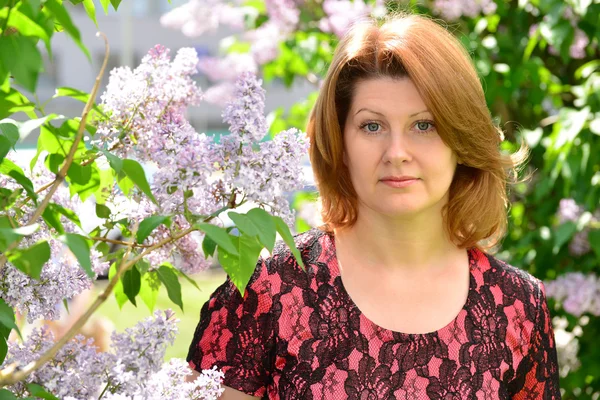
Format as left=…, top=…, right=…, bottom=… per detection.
left=320, top=228, right=478, bottom=338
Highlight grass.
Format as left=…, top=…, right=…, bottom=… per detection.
left=90, top=270, right=227, bottom=360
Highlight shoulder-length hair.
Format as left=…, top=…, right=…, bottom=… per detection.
left=306, top=12, right=529, bottom=251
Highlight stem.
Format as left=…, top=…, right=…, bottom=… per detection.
left=89, top=236, right=153, bottom=248
left=1, top=0, right=15, bottom=36
left=0, top=33, right=110, bottom=269
left=97, top=381, right=110, bottom=399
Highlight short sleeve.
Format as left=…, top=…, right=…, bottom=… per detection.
left=186, top=257, right=277, bottom=397
left=511, top=281, right=562, bottom=399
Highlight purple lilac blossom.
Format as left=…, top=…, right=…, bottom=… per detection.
left=160, top=0, right=250, bottom=37
left=319, top=0, right=386, bottom=39
left=545, top=272, right=600, bottom=317
left=2, top=310, right=223, bottom=398
left=3, top=327, right=112, bottom=398
left=197, top=53, right=258, bottom=82
left=94, top=45, right=203, bottom=160
left=106, top=310, right=179, bottom=395
left=432, top=0, right=497, bottom=21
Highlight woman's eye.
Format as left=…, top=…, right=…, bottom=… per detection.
left=360, top=122, right=381, bottom=134
left=415, top=120, right=436, bottom=133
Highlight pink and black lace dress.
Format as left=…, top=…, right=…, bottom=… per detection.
left=187, top=228, right=561, bottom=399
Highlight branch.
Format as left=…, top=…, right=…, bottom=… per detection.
left=0, top=225, right=194, bottom=387
left=0, top=201, right=232, bottom=387
left=0, top=32, right=111, bottom=272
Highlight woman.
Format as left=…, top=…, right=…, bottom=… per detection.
left=187, top=12, right=561, bottom=399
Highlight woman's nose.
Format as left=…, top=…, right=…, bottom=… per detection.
left=382, top=133, right=412, bottom=165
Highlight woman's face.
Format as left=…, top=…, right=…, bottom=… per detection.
left=343, top=77, right=458, bottom=220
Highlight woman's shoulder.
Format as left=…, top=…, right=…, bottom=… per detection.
left=473, top=248, right=547, bottom=307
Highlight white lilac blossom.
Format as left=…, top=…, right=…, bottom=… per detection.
left=431, top=0, right=497, bottom=21
left=200, top=81, right=236, bottom=106
left=103, top=360, right=225, bottom=400
left=552, top=317, right=582, bottom=377
left=545, top=273, right=600, bottom=317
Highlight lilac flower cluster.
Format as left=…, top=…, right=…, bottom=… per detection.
left=2, top=310, right=223, bottom=398
left=98, top=62, right=307, bottom=269
left=94, top=45, right=203, bottom=161
left=3, top=327, right=112, bottom=398
left=219, top=72, right=309, bottom=225
left=431, top=0, right=497, bottom=21
left=545, top=273, right=600, bottom=317
left=555, top=198, right=599, bottom=257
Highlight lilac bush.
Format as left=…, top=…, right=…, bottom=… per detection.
left=0, top=43, right=308, bottom=396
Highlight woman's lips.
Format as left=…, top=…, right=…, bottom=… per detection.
left=380, top=178, right=419, bottom=188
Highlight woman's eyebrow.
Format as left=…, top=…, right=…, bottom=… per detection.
left=354, top=108, right=430, bottom=117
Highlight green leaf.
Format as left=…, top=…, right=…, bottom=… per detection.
left=44, top=0, right=91, bottom=60
left=60, top=233, right=93, bottom=278
left=110, top=0, right=122, bottom=10
left=0, top=219, right=40, bottom=251
left=100, top=149, right=123, bottom=174
left=0, top=388, right=18, bottom=399
left=202, top=234, right=217, bottom=258
left=553, top=221, right=578, bottom=251
left=140, top=270, right=160, bottom=312
left=122, top=265, right=141, bottom=306
left=7, top=9, right=50, bottom=46
left=157, top=264, right=183, bottom=311
left=2, top=115, right=62, bottom=143
left=93, top=167, right=114, bottom=205
left=273, top=216, right=305, bottom=270
left=0, top=136, right=13, bottom=164
left=53, top=87, right=105, bottom=117
left=95, top=203, right=111, bottom=219
left=0, top=298, right=21, bottom=340
left=176, top=268, right=201, bottom=292
left=52, top=203, right=82, bottom=228
left=0, top=337, right=7, bottom=367
left=0, top=88, right=35, bottom=119
left=137, top=215, right=171, bottom=244
left=229, top=208, right=277, bottom=252
left=0, top=158, right=37, bottom=202
left=589, top=229, right=600, bottom=261
left=217, top=234, right=263, bottom=296
left=66, top=162, right=92, bottom=185
left=82, top=0, right=97, bottom=26
left=194, top=223, right=238, bottom=256
left=7, top=240, right=51, bottom=279
left=121, top=159, right=156, bottom=204
left=247, top=208, right=276, bottom=252
left=67, top=162, right=101, bottom=202
left=99, top=0, right=110, bottom=14
left=0, top=35, right=43, bottom=92
left=109, top=262, right=128, bottom=308
left=26, top=384, right=59, bottom=400
left=42, top=204, right=64, bottom=234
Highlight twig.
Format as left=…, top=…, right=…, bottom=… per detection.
left=89, top=236, right=153, bottom=248
left=0, top=32, right=111, bottom=271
